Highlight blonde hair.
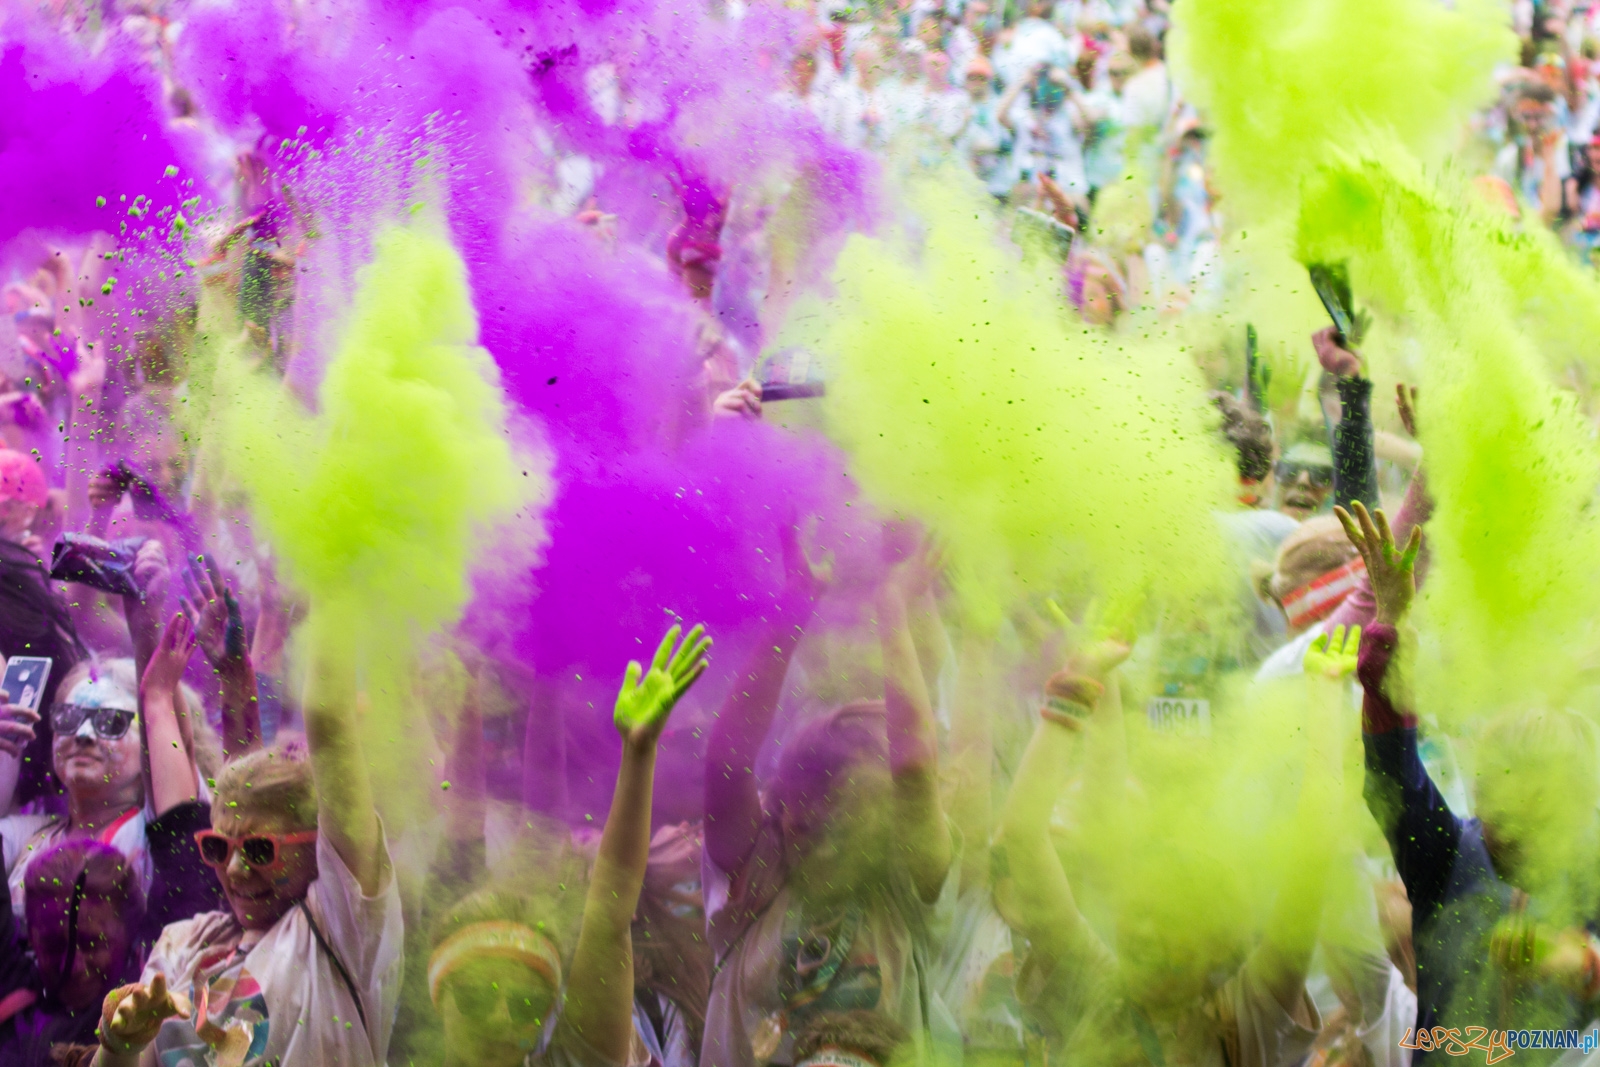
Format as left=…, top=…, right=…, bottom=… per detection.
left=211, top=746, right=318, bottom=832
left=1265, top=516, right=1359, bottom=603
left=54, top=657, right=221, bottom=781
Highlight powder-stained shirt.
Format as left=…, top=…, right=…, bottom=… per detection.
left=138, top=817, right=402, bottom=1067
left=702, top=811, right=960, bottom=1066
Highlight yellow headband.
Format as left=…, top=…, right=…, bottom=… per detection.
left=428, top=921, right=562, bottom=1007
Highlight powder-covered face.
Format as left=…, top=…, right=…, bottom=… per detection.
left=440, top=956, right=556, bottom=1067
left=52, top=675, right=142, bottom=805
left=30, top=896, right=130, bottom=1012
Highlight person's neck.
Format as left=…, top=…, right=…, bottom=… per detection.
left=67, top=788, right=140, bottom=835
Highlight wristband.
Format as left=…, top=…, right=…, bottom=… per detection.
left=1040, top=672, right=1103, bottom=725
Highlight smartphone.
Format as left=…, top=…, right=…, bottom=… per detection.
left=755, top=347, right=826, bottom=403
left=1306, top=261, right=1368, bottom=346
left=1013, top=206, right=1075, bottom=262
left=0, top=656, right=52, bottom=712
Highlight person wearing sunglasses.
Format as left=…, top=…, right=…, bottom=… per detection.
left=93, top=631, right=407, bottom=1067
left=426, top=623, right=710, bottom=1067
left=0, top=613, right=214, bottom=934
left=1272, top=442, right=1336, bottom=522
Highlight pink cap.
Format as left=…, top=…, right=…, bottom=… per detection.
left=0, top=451, right=47, bottom=508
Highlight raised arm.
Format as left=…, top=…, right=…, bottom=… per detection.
left=880, top=536, right=952, bottom=904
left=993, top=642, right=1126, bottom=960
left=139, top=613, right=202, bottom=817
left=565, top=624, right=710, bottom=1063
left=1312, top=327, right=1379, bottom=514
left=179, top=557, right=260, bottom=757
left=1335, top=501, right=1460, bottom=925
left=704, top=523, right=826, bottom=874
left=303, top=619, right=384, bottom=896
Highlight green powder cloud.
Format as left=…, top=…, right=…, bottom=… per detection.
left=788, top=177, right=1237, bottom=626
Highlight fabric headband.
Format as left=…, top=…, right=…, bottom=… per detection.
left=427, top=921, right=562, bottom=1006
left=795, top=1049, right=883, bottom=1067
left=1281, top=555, right=1366, bottom=630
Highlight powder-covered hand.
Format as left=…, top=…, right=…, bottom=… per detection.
left=99, top=973, right=190, bottom=1055
left=1334, top=501, right=1420, bottom=627
left=1312, top=325, right=1362, bottom=377
left=614, top=623, right=712, bottom=747
left=142, top=612, right=198, bottom=700
left=1302, top=623, right=1361, bottom=681
left=181, top=556, right=245, bottom=666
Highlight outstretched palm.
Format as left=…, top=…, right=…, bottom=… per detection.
left=1302, top=623, right=1362, bottom=681
left=1333, top=501, right=1421, bottom=627
left=614, top=623, right=712, bottom=746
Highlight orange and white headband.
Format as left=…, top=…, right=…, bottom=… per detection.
left=1280, top=556, right=1366, bottom=630
left=796, top=1049, right=883, bottom=1067
left=428, top=921, right=562, bottom=1006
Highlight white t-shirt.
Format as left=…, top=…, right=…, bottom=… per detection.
left=139, top=817, right=403, bottom=1067
left=1121, top=63, right=1172, bottom=130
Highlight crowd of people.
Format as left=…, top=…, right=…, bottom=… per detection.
left=1, top=0, right=1600, bottom=1066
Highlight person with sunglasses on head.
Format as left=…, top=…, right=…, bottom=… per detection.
left=0, top=612, right=218, bottom=931
left=426, top=623, right=711, bottom=1067
left=89, top=627, right=406, bottom=1067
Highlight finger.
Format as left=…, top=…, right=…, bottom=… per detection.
left=651, top=625, right=681, bottom=674
left=1347, top=625, right=1362, bottom=654
left=673, top=660, right=709, bottom=701
left=678, top=635, right=713, bottom=677
left=1327, top=624, right=1345, bottom=653
left=671, top=624, right=708, bottom=675
left=620, top=660, right=642, bottom=694
left=1333, top=506, right=1363, bottom=550
left=1374, top=508, right=1395, bottom=553
left=1352, top=501, right=1381, bottom=553
left=149, top=972, right=166, bottom=1004
left=203, top=554, right=226, bottom=596
left=1400, top=524, right=1423, bottom=571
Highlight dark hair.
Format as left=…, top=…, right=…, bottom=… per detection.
left=1127, top=24, right=1159, bottom=62
left=792, top=1009, right=910, bottom=1065
left=0, top=538, right=86, bottom=804
left=1517, top=80, right=1558, bottom=106
left=24, top=839, right=143, bottom=990
left=1210, top=392, right=1274, bottom=482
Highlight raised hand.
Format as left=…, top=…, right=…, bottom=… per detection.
left=99, top=973, right=190, bottom=1056
left=142, top=612, right=198, bottom=700
left=1334, top=501, right=1421, bottom=627
left=1312, top=325, right=1362, bottom=377
left=883, top=526, right=946, bottom=604
left=614, top=623, right=711, bottom=748
left=780, top=518, right=833, bottom=605
left=1302, top=623, right=1362, bottom=681
left=180, top=556, right=244, bottom=666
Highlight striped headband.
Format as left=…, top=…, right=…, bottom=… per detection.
left=796, top=1050, right=883, bottom=1067
left=428, top=921, right=562, bottom=1006
left=1280, top=555, right=1366, bottom=630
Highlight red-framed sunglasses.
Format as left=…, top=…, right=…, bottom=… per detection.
left=193, top=829, right=318, bottom=872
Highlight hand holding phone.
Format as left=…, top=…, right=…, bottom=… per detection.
left=0, top=656, right=52, bottom=712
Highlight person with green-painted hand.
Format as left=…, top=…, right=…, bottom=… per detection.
left=434, top=623, right=711, bottom=1067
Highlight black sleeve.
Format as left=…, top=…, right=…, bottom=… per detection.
left=1333, top=375, right=1380, bottom=512
left=0, top=859, right=35, bottom=1000
left=140, top=801, right=228, bottom=950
